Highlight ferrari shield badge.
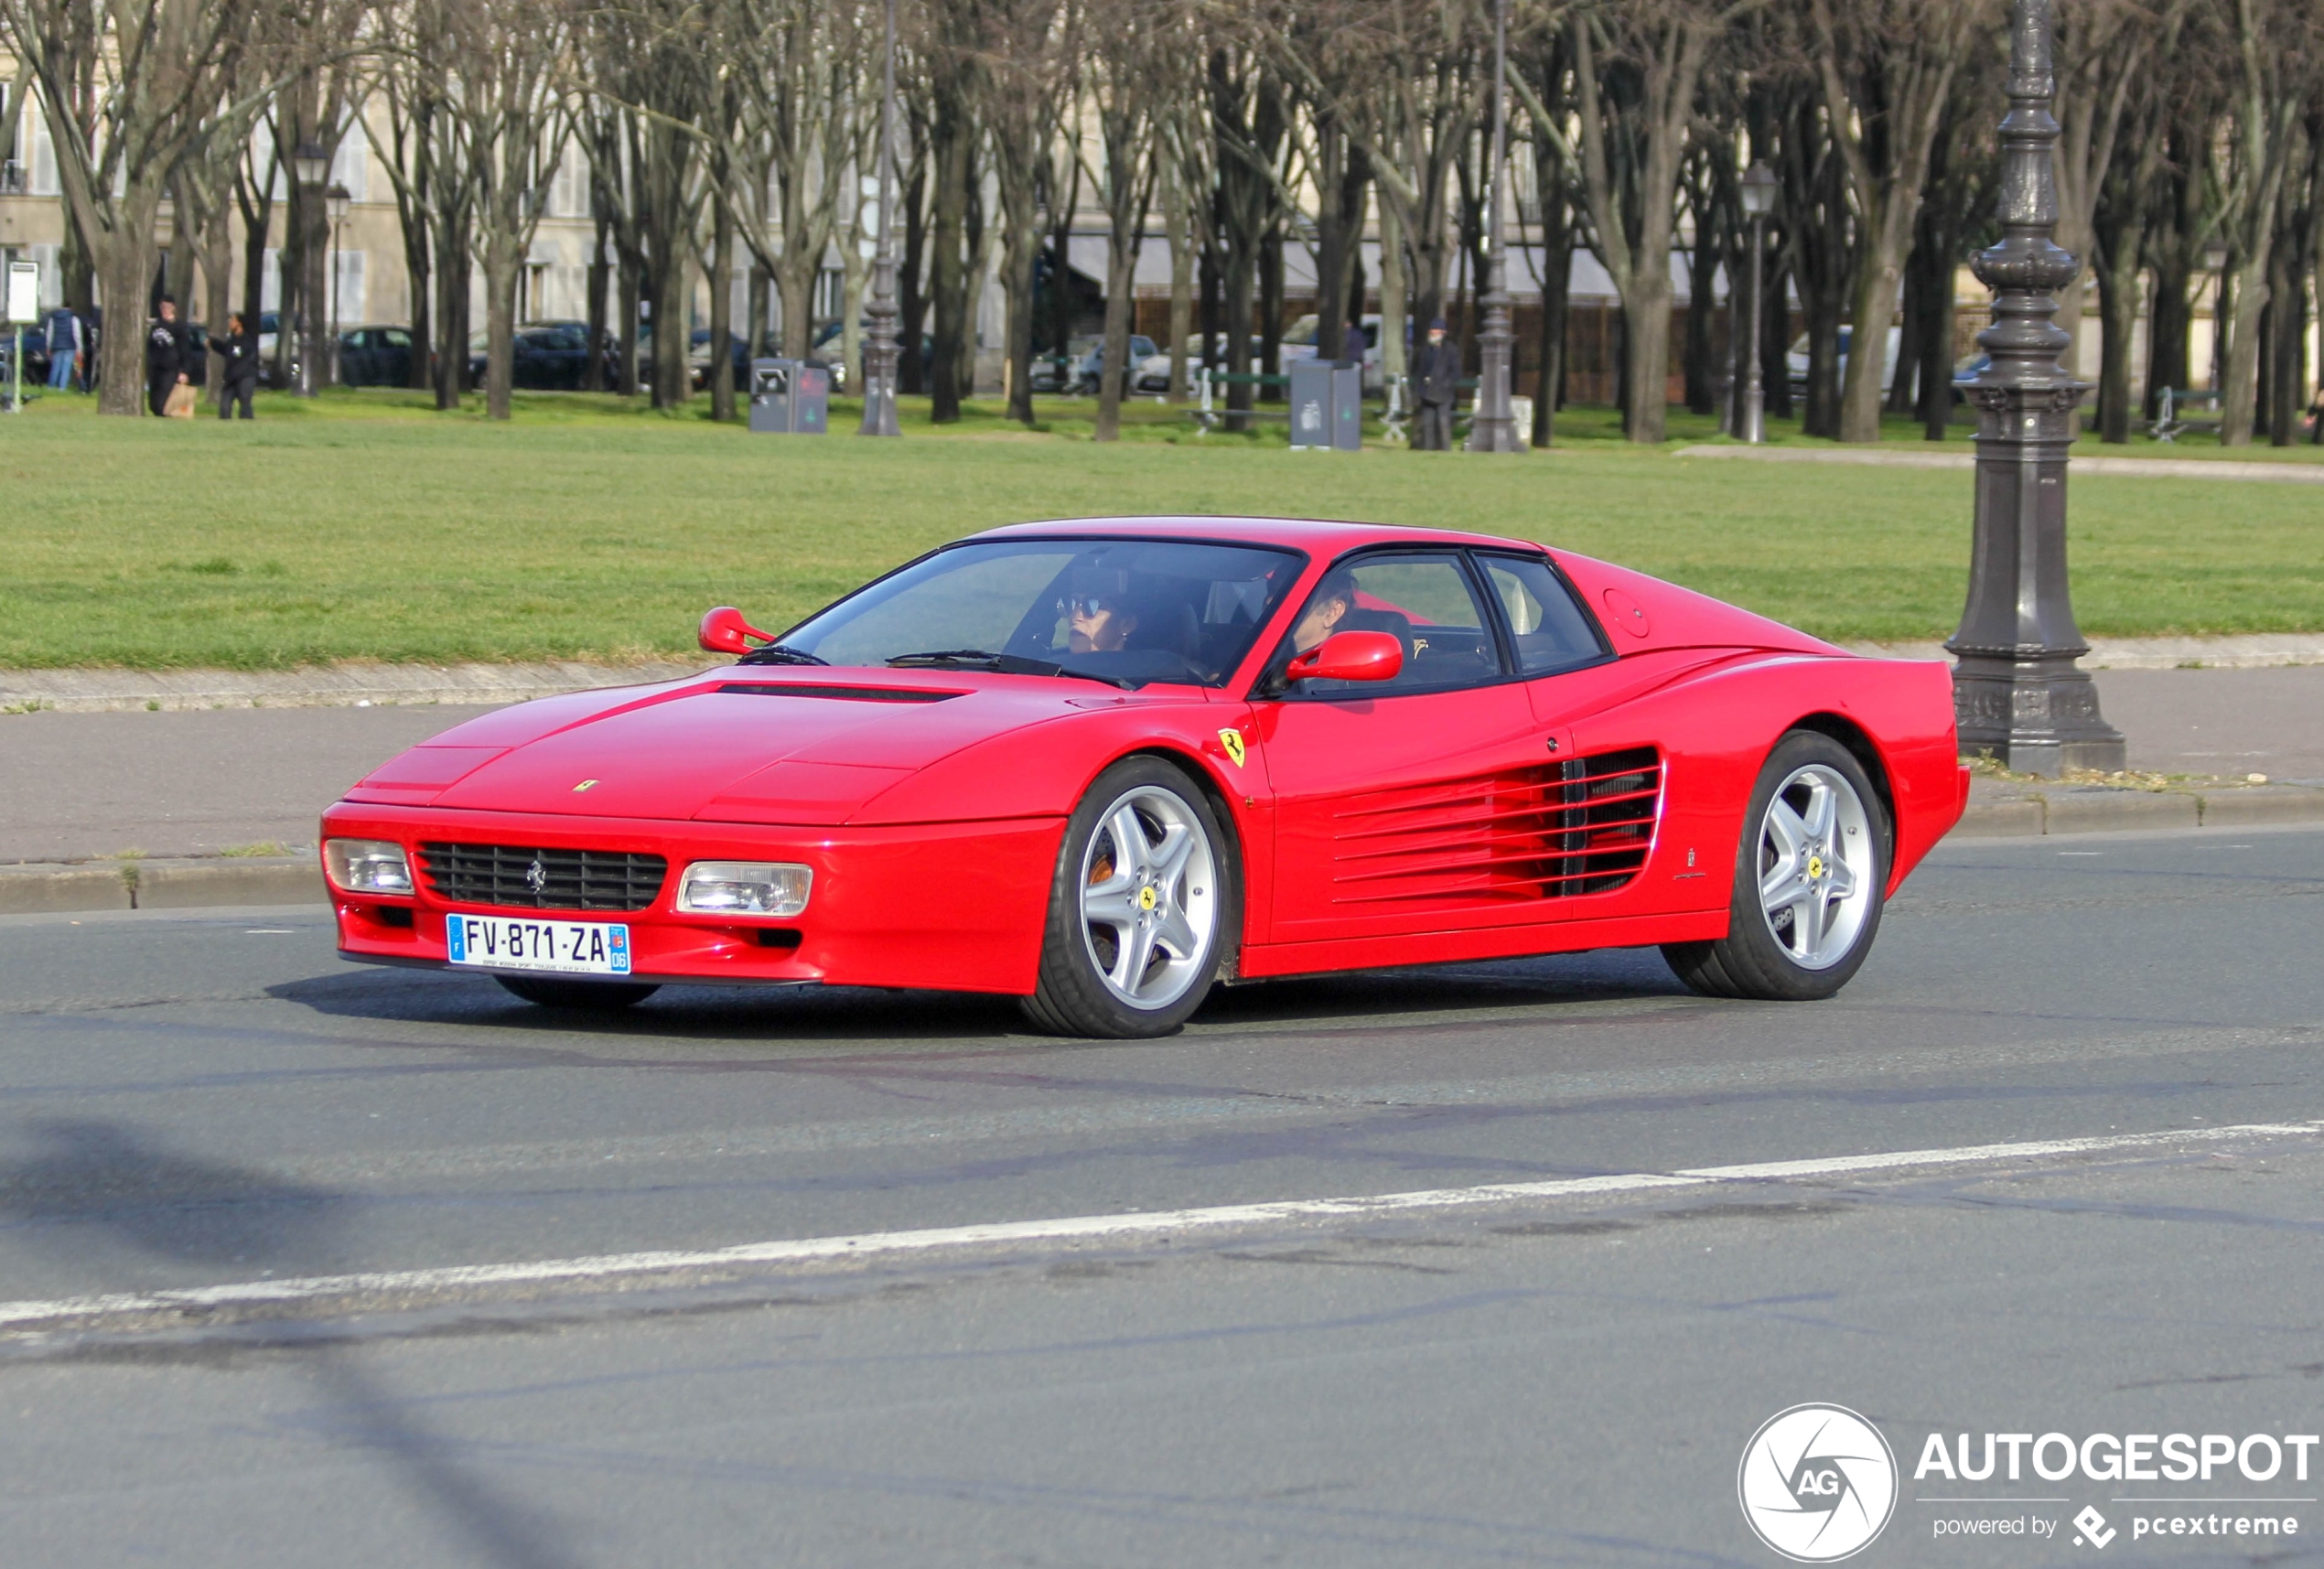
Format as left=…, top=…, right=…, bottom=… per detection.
left=1217, top=729, right=1247, bottom=768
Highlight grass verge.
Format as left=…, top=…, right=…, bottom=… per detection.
left=4, top=388, right=2319, bottom=668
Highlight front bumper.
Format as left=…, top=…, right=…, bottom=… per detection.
left=320, top=803, right=1065, bottom=994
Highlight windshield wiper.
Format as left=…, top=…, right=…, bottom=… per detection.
left=886, top=650, right=1133, bottom=689
left=737, top=643, right=830, bottom=667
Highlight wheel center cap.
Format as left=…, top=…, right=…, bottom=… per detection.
left=1138, top=887, right=1157, bottom=911
left=1806, top=854, right=1825, bottom=880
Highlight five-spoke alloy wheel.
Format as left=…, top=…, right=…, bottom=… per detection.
left=1024, top=758, right=1237, bottom=1037
left=1664, top=731, right=1888, bottom=1002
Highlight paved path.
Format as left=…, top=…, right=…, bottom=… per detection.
left=0, top=830, right=2319, bottom=1564
left=5, top=666, right=2319, bottom=864
left=1674, top=441, right=2324, bottom=482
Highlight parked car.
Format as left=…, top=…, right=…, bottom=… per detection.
left=1279, top=313, right=1384, bottom=392
left=1132, top=332, right=1272, bottom=394
left=466, top=321, right=598, bottom=390
left=337, top=325, right=416, bottom=388
left=694, top=328, right=849, bottom=394
left=1071, top=335, right=1157, bottom=395
left=1787, top=326, right=1900, bottom=400
left=1031, top=337, right=1102, bottom=394
left=322, top=517, right=1965, bottom=1035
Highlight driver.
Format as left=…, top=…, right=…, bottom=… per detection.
left=1289, top=568, right=1357, bottom=653
left=1061, top=569, right=1143, bottom=654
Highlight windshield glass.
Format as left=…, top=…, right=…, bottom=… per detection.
left=780, top=537, right=1307, bottom=688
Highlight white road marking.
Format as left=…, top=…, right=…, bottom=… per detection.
left=0, top=1122, right=2309, bottom=1332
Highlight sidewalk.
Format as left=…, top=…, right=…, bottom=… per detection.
left=1, top=666, right=2319, bottom=912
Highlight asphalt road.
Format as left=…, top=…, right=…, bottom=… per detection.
left=0, top=826, right=2319, bottom=1567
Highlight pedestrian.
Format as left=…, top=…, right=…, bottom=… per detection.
left=210, top=311, right=259, bottom=420
left=145, top=296, right=189, bottom=417
left=1413, top=317, right=1461, bottom=451
left=1340, top=320, right=1367, bottom=368
left=2308, top=382, right=2324, bottom=446
left=43, top=305, right=82, bottom=392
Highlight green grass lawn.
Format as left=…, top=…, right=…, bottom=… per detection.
left=3, top=386, right=2318, bottom=669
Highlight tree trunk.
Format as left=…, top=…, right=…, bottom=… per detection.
left=583, top=211, right=609, bottom=392
left=1164, top=160, right=1192, bottom=402
left=710, top=194, right=737, bottom=423
left=651, top=252, right=688, bottom=408
left=615, top=246, right=643, bottom=396
left=483, top=238, right=518, bottom=421
left=929, top=81, right=973, bottom=424
left=1094, top=230, right=1137, bottom=442
left=1532, top=171, right=1572, bottom=447
left=2217, top=251, right=2269, bottom=446
left=899, top=144, right=929, bottom=395
left=1684, top=218, right=1718, bottom=417
left=95, top=192, right=163, bottom=415
left=1378, top=197, right=1407, bottom=391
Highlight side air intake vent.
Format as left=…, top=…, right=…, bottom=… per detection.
left=1329, top=747, right=1663, bottom=907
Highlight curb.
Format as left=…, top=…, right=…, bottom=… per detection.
left=1953, top=784, right=2324, bottom=838
left=0, top=856, right=327, bottom=915
left=6, top=788, right=2323, bottom=914
left=0, top=660, right=704, bottom=715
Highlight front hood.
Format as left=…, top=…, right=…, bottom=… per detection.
left=345, top=672, right=1104, bottom=824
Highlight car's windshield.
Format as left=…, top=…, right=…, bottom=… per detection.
left=780, top=537, right=1307, bottom=689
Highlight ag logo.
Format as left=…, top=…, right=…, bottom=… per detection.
left=1738, top=1403, right=1897, bottom=1562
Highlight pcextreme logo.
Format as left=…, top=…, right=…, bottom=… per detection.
left=1739, top=1403, right=1899, bottom=1563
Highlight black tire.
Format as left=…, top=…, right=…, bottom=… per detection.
left=1662, top=730, right=1889, bottom=1002
left=495, top=975, right=662, bottom=1010
left=1020, top=757, right=1239, bottom=1038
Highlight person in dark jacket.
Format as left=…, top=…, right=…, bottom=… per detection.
left=145, top=296, right=188, bottom=416
left=210, top=312, right=260, bottom=419
left=1411, top=317, right=1460, bottom=451
left=1340, top=321, right=1367, bottom=367
left=44, top=306, right=83, bottom=392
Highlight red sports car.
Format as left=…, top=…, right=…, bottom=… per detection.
left=321, top=517, right=1967, bottom=1037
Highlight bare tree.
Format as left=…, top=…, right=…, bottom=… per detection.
left=2210, top=0, right=2316, bottom=444
left=0, top=0, right=264, bottom=414
left=1084, top=0, right=1161, bottom=440
left=1810, top=0, right=1987, bottom=442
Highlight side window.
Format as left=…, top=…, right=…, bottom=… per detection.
left=1277, top=553, right=1504, bottom=696
left=1478, top=554, right=1609, bottom=676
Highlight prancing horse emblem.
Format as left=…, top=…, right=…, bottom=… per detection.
left=526, top=857, right=548, bottom=894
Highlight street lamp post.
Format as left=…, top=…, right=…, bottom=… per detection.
left=856, top=0, right=901, bottom=437
left=1945, top=0, right=2125, bottom=776
left=1467, top=0, right=1520, bottom=451
left=1737, top=161, right=1777, bottom=446
left=326, top=181, right=350, bottom=389
left=292, top=142, right=329, bottom=398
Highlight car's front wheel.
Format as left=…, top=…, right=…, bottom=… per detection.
left=495, top=976, right=662, bottom=1011
left=1663, top=731, right=1888, bottom=1002
left=1022, top=758, right=1237, bottom=1038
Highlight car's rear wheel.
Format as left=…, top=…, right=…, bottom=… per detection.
left=495, top=975, right=662, bottom=1011
left=1663, top=731, right=1888, bottom=1002
left=1022, top=758, right=1236, bottom=1038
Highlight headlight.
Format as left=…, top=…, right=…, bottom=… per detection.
left=324, top=838, right=413, bottom=895
left=678, top=861, right=812, bottom=917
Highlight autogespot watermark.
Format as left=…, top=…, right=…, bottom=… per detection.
left=1738, top=1404, right=1900, bottom=1562
left=1741, top=1409, right=2319, bottom=1558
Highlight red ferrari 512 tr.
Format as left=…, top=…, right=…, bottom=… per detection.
left=322, top=517, right=1967, bottom=1037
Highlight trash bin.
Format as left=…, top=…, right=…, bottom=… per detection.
left=1288, top=360, right=1362, bottom=451
left=748, top=358, right=829, bottom=435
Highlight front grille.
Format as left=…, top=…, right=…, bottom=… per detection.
left=417, top=843, right=667, bottom=912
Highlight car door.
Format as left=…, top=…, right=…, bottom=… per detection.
left=1249, top=551, right=1547, bottom=946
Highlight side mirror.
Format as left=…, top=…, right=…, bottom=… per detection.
left=699, top=606, right=773, bottom=656
left=1284, top=629, right=1404, bottom=684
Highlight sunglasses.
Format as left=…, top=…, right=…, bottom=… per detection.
left=1060, top=595, right=1123, bottom=618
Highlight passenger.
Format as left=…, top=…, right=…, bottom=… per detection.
left=1289, top=568, right=1357, bottom=653
left=1061, top=573, right=1143, bottom=654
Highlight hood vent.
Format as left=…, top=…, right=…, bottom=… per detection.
left=715, top=682, right=958, bottom=704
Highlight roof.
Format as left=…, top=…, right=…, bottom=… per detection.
left=975, top=515, right=1547, bottom=558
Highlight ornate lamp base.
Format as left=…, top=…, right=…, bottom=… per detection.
left=1949, top=650, right=2125, bottom=776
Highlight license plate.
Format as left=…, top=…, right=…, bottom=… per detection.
left=446, top=914, right=632, bottom=976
